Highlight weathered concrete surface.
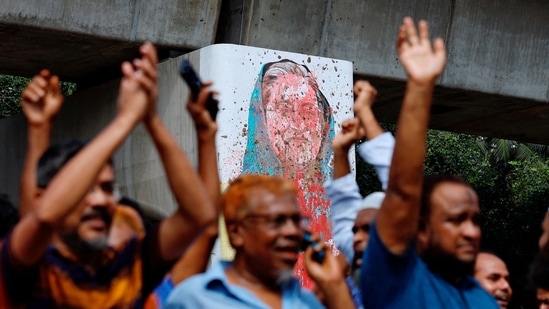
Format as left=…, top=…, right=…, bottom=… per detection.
left=0, top=57, right=197, bottom=215
left=0, top=0, right=221, bottom=84
left=0, top=0, right=548, bottom=143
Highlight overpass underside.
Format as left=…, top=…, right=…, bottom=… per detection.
left=0, top=0, right=548, bottom=143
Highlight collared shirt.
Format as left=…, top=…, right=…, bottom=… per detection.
left=325, top=132, right=394, bottom=266
left=1, top=229, right=169, bottom=309
left=360, top=222, right=500, bottom=309
left=165, top=261, right=325, bottom=309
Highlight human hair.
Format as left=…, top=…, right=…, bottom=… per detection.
left=222, top=174, right=297, bottom=223
left=241, top=59, right=334, bottom=178
left=420, top=175, right=471, bottom=219
left=0, top=193, right=19, bottom=238
left=529, top=251, right=549, bottom=290
left=37, top=139, right=113, bottom=189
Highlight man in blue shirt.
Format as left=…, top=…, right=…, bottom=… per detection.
left=359, top=17, right=499, bottom=308
left=166, top=175, right=355, bottom=309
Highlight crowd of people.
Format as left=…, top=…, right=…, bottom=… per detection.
left=0, top=17, right=546, bottom=308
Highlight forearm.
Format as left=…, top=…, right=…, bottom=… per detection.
left=197, top=134, right=221, bottom=207
left=145, top=115, right=215, bottom=261
left=145, top=115, right=215, bottom=224
left=170, top=223, right=218, bottom=285
left=333, top=147, right=352, bottom=179
left=325, top=174, right=362, bottom=265
left=356, top=107, right=383, bottom=140
left=376, top=81, right=434, bottom=253
left=19, top=124, right=52, bottom=216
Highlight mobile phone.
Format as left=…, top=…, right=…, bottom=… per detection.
left=301, top=231, right=325, bottom=264
left=178, top=59, right=219, bottom=120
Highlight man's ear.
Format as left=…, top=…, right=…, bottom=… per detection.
left=417, top=218, right=429, bottom=245
left=227, top=222, right=244, bottom=249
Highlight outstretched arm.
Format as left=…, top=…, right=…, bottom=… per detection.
left=375, top=17, right=447, bottom=254
left=19, top=70, right=64, bottom=217
left=169, top=82, right=221, bottom=285
left=10, top=43, right=153, bottom=267
left=143, top=57, right=216, bottom=263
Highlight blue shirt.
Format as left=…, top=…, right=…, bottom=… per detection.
left=360, top=223, right=499, bottom=309
left=165, top=261, right=325, bottom=309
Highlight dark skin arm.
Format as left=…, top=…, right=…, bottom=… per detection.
left=169, top=82, right=221, bottom=285
left=375, top=17, right=447, bottom=255
left=19, top=70, right=63, bottom=217
left=332, top=118, right=365, bottom=179
left=142, top=49, right=216, bottom=263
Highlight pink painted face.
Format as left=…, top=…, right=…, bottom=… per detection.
left=262, top=67, right=322, bottom=165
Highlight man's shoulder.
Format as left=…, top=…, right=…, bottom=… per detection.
left=168, top=261, right=228, bottom=299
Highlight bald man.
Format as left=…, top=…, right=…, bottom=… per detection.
left=474, top=252, right=512, bottom=308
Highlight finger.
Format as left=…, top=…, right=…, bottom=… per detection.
left=404, top=17, right=418, bottom=45
left=202, top=81, right=214, bottom=88
left=39, top=69, right=51, bottom=79
left=418, top=20, right=429, bottom=43
left=121, top=61, right=135, bottom=78
left=49, top=75, right=62, bottom=96
left=22, top=88, right=41, bottom=103
left=133, top=57, right=158, bottom=82
left=137, top=77, right=155, bottom=94
left=140, top=42, right=159, bottom=69
left=433, top=38, right=447, bottom=59
left=26, top=82, right=46, bottom=100
left=396, top=24, right=407, bottom=52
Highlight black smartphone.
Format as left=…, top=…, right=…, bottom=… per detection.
left=301, top=231, right=325, bottom=264
left=178, top=59, right=219, bottom=120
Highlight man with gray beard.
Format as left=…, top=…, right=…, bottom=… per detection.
left=166, top=174, right=355, bottom=309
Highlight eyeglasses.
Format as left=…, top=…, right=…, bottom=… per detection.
left=241, top=213, right=307, bottom=230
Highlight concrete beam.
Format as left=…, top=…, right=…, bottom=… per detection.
left=0, top=0, right=222, bottom=83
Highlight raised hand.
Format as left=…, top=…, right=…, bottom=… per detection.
left=117, top=42, right=158, bottom=125
left=186, top=82, right=219, bottom=139
left=397, top=17, right=447, bottom=84
left=332, top=118, right=365, bottom=153
left=21, top=70, right=63, bottom=126
left=353, top=80, right=377, bottom=113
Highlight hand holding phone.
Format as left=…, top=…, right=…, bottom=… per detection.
left=300, top=217, right=325, bottom=264
left=179, top=59, right=219, bottom=120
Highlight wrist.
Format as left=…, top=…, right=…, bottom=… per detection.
left=333, top=147, right=350, bottom=157
left=316, top=276, right=347, bottom=295
left=28, top=122, right=52, bottom=132
left=406, top=78, right=437, bottom=89
left=144, top=113, right=161, bottom=130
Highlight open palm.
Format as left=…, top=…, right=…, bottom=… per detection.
left=397, top=18, right=447, bottom=83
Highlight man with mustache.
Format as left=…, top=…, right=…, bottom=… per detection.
left=1, top=42, right=216, bottom=308
left=474, top=251, right=513, bottom=308
left=359, top=17, right=498, bottom=308
left=166, top=174, right=355, bottom=309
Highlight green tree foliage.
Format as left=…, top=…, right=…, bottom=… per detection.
left=0, top=74, right=77, bottom=118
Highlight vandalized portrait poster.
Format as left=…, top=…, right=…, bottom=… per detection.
left=186, top=44, right=354, bottom=286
